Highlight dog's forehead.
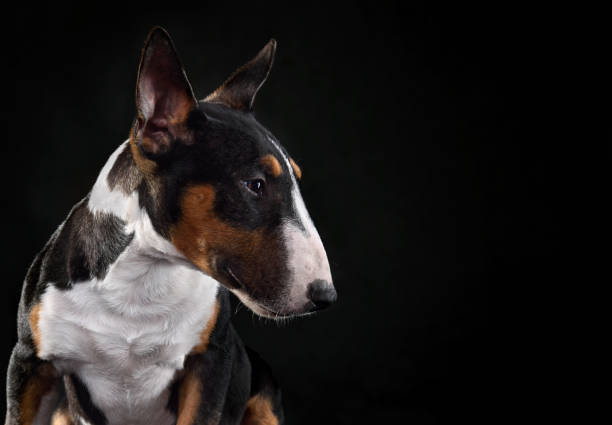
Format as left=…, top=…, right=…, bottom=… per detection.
left=197, top=101, right=284, bottom=157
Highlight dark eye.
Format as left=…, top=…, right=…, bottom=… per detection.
left=242, top=179, right=265, bottom=195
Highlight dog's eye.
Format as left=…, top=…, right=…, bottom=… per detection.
left=243, top=179, right=265, bottom=195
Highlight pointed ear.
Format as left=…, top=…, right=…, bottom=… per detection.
left=135, top=27, right=197, bottom=156
left=205, top=39, right=276, bottom=111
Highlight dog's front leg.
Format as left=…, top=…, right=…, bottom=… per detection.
left=5, top=342, right=62, bottom=425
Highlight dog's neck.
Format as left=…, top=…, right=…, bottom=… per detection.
left=89, top=141, right=177, bottom=261
left=84, top=140, right=220, bottom=310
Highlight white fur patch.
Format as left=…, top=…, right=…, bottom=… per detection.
left=282, top=220, right=332, bottom=309
left=88, top=141, right=138, bottom=220
left=39, top=267, right=217, bottom=425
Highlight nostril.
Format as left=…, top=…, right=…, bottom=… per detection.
left=307, top=279, right=337, bottom=311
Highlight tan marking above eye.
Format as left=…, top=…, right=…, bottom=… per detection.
left=260, top=154, right=283, bottom=178
left=289, top=158, right=302, bottom=180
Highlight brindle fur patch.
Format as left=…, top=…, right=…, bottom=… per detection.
left=241, top=394, right=280, bottom=425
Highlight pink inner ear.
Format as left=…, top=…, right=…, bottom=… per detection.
left=135, top=29, right=197, bottom=154
left=139, top=82, right=156, bottom=120
left=158, top=87, right=192, bottom=122
left=141, top=116, right=172, bottom=155
left=137, top=32, right=195, bottom=123
left=140, top=70, right=184, bottom=122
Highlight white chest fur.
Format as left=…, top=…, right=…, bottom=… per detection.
left=38, top=252, right=218, bottom=425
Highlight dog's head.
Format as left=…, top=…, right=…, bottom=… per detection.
left=130, top=27, right=335, bottom=318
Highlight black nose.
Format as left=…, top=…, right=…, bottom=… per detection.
left=307, top=279, right=337, bottom=311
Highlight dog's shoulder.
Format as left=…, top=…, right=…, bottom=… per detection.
left=17, top=195, right=133, bottom=340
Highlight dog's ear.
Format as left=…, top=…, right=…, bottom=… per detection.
left=135, top=27, right=197, bottom=156
left=205, top=39, right=276, bottom=112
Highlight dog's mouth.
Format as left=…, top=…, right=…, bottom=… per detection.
left=222, top=264, right=305, bottom=319
left=233, top=291, right=300, bottom=319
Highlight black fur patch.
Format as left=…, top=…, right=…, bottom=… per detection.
left=195, top=102, right=302, bottom=231
left=165, top=376, right=180, bottom=416
left=41, top=197, right=134, bottom=289
left=21, top=238, right=52, bottom=308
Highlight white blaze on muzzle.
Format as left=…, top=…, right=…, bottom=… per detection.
left=264, top=136, right=333, bottom=311
left=282, top=184, right=333, bottom=310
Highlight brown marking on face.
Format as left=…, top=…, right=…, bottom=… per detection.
left=261, top=154, right=283, bottom=178
left=241, top=394, right=279, bottom=425
left=289, top=158, right=302, bottom=180
left=190, top=301, right=220, bottom=354
left=170, top=184, right=280, bottom=291
left=20, top=362, right=57, bottom=425
left=29, top=303, right=42, bottom=355
left=170, top=184, right=217, bottom=274
left=176, top=370, right=201, bottom=425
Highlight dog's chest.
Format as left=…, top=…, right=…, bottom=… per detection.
left=37, top=260, right=219, bottom=425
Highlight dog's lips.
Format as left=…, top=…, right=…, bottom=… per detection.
left=255, top=303, right=285, bottom=317
left=224, top=265, right=244, bottom=290
left=223, top=266, right=295, bottom=318
left=223, top=265, right=313, bottom=319
left=233, top=289, right=313, bottom=319
left=254, top=302, right=315, bottom=320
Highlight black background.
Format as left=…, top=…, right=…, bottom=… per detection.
left=1, top=2, right=558, bottom=424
